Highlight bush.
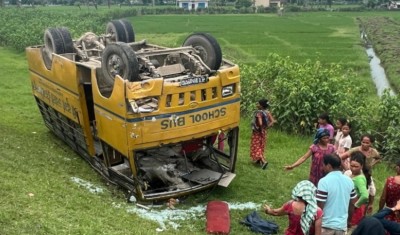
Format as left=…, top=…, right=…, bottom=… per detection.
left=334, top=5, right=367, bottom=11
left=375, top=90, right=400, bottom=162
left=240, top=54, right=374, bottom=137
left=240, top=54, right=400, bottom=163
left=285, top=5, right=302, bottom=12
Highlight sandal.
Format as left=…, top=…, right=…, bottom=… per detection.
left=261, top=162, right=269, bottom=170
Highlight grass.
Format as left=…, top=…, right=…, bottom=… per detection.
left=131, top=13, right=365, bottom=65
left=0, top=11, right=398, bottom=234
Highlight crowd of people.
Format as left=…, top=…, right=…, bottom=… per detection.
left=249, top=98, right=400, bottom=234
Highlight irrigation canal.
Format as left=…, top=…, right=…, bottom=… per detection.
left=362, top=31, right=395, bottom=97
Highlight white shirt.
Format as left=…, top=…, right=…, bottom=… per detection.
left=334, top=130, right=342, bottom=146
left=337, top=134, right=352, bottom=154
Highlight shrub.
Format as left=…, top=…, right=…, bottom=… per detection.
left=285, top=5, right=302, bottom=12
left=375, top=90, right=400, bottom=162
left=240, top=54, right=374, bottom=137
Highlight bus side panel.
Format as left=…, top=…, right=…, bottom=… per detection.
left=27, top=48, right=95, bottom=156
left=218, top=65, right=240, bottom=86
left=92, top=73, right=129, bottom=156
left=26, top=48, right=82, bottom=94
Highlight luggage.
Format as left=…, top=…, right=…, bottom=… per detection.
left=206, top=201, right=230, bottom=234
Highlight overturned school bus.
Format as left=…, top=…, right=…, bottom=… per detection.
left=26, top=20, right=240, bottom=202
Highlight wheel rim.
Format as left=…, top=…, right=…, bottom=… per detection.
left=194, top=45, right=209, bottom=62
left=182, top=33, right=222, bottom=71
left=44, top=37, right=54, bottom=54
left=107, top=27, right=117, bottom=41
left=106, top=54, right=126, bottom=79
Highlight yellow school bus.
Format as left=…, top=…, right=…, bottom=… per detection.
left=26, top=20, right=240, bottom=202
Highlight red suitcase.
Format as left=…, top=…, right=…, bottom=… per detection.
left=206, top=201, right=230, bottom=234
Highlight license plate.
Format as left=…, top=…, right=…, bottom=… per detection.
left=179, top=76, right=208, bottom=87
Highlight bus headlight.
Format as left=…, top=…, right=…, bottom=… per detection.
left=129, top=97, right=158, bottom=113
left=222, top=85, right=234, bottom=97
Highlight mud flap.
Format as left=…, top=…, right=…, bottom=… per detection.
left=217, top=172, right=236, bottom=187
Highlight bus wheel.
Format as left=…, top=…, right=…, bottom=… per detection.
left=182, top=33, right=222, bottom=71
left=101, top=42, right=140, bottom=82
left=119, top=19, right=135, bottom=43
left=56, top=27, right=74, bottom=54
left=106, top=20, right=135, bottom=43
left=43, top=27, right=73, bottom=70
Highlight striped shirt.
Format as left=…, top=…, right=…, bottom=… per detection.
left=317, top=171, right=356, bottom=231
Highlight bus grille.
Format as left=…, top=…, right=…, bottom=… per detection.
left=165, top=87, right=218, bottom=107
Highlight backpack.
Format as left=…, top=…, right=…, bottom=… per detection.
left=252, top=110, right=269, bottom=132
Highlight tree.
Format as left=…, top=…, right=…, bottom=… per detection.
left=211, top=0, right=226, bottom=6
left=235, top=0, right=251, bottom=8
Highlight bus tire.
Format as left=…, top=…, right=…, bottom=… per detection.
left=119, top=19, right=135, bottom=43
left=101, top=42, right=140, bottom=82
left=43, top=28, right=65, bottom=70
left=106, top=20, right=134, bottom=43
left=56, top=27, right=74, bottom=54
left=183, top=33, right=222, bottom=71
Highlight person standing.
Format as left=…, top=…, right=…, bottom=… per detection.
left=285, top=128, right=336, bottom=186
left=340, top=134, right=380, bottom=215
left=250, top=98, right=276, bottom=169
left=317, top=113, right=335, bottom=143
left=344, top=151, right=371, bottom=226
left=340, top=134, right=381, bottom=168
left=334, top=117, right=347, bottom=148
left=336, top=122, right=352, bottom=170
left=316, top=154, right=357, bottom=235
left=263, top=180, right=323, bottom=235
left=379, top=160, right=400, bottom=223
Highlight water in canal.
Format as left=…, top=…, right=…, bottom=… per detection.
left=362, top=32, right=395, bottom=97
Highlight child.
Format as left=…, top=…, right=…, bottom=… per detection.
left=317, top=113, right=334, bottom=143
left=250, top=99, right=276, bottom=169
left=336, top=122, right=352, bottom=170
left=334, top=117, right=347, bottom=148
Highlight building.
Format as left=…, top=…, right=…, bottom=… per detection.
left=388, top=0, right=400, bottom=9
left=254, top=0, right=282, bottom=7
left=177, top=0, right=209, bottom=10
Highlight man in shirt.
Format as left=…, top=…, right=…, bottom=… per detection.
left=317, top=154, right=357, bottom=235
